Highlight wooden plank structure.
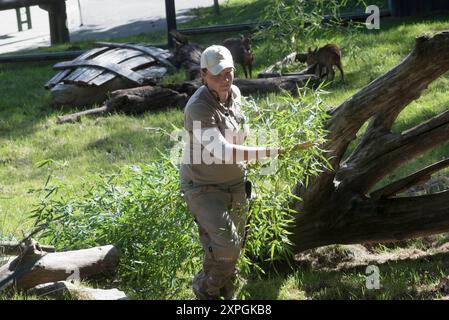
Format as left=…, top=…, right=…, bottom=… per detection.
left=45, top=42, right=175, bottom=107
left=0, top=0, right=70, bottom=44
left=45, top=42, right=173, bottom=89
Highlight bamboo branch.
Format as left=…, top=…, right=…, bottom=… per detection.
left=56, top=106, right=108, bottom=124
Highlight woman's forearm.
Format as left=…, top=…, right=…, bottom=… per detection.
left=194, top=127, right=278, bottom=163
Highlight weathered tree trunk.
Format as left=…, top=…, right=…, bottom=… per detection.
left=291, top=30, right=449, bottom=253
left=0, top=241, right=119, bottom=290
left=56, top=86, right=188, bottom=124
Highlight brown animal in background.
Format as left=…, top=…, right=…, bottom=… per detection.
left=307, top=44, right=344, bottom=81
left=222, top=35, right=254, bottom=78
left=169, top=30, right=203, bottom=80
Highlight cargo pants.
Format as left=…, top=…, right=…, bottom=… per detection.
left=183, top=181, right=249, bottom=300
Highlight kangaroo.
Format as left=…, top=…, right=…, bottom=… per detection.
left=222, top=35, right=255, bottom=78
left=169, top=30, right=203, bottom=80
left=306, top=44, right=344, bottom=81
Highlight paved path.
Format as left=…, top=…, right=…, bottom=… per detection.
left=0, top=0, right=225, bottom=54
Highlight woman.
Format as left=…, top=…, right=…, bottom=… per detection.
left=180, top=45, right=313, bottom=300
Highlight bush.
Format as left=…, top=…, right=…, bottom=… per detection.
left=240, top=88, right=330, bottom=274
left=256, top=0, right=369, bottom=59
left=32, top=160, right=201, bottom=299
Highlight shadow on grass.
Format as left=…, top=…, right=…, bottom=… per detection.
left=0, top=61, right=57, bottom=139
left=239, top=247, right=449, bottom=300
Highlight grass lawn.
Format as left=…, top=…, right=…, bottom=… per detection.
left=1, top=0, right=449, bottom=299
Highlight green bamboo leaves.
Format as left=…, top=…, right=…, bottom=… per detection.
left=31, top=160, right=201, bottom=299
left=240, top=88, right=330, bottom=274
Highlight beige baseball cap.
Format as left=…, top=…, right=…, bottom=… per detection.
left=200, top=45, right=234, bottom=75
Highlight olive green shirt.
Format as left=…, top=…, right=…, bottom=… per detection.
left=180, top=84, right=247, bottom=190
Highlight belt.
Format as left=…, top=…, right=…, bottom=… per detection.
left=184, top=178, right=247, bottom=193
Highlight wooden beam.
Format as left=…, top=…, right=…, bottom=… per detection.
left=39, top=1, right=70, bottom=44
left=177, top=11, right=391, bottom=35
left=0, top=51, right=84, bottom=63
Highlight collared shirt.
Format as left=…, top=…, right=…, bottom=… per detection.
left=180, top=84, right=247, bottom=189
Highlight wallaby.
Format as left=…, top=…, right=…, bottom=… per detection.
left=169, top=30, right=203, bottom=80
left=306, top=44, right=344, bottom=81
left=222, top=35, right=254, bottom=78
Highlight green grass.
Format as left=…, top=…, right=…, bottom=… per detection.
left=235, top=246, right=449, bottom=300
left=1, top=0, right=449, bottom=299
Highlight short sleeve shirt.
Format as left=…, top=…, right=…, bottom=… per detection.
left=180, top=84, right=247, bottom=189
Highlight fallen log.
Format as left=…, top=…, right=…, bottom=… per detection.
left=0, top=242, right=119, bottom=291
left=56, top=73, right=317, bottom=124
left=56, top=86, right=188, bottom=124
left=50, top=79, right=138, bottom=109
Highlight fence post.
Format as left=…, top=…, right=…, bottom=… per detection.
left=165, top=0, right=177, bottom=48
left=15, top=7, right=32, bottom=32
left=39, top=1, right=70, bottom=45
left=214, top=0, right=220, bottom=15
